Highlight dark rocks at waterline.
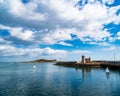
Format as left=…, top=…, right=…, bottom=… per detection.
left=100, top=63, right=120, bottom=69
left=55, top=61, right=76, bottom=67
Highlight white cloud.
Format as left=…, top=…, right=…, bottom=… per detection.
left=42, top=47, right=67, bottom=55
left=102, top=0, right=115, bottom=5
left=0, top=45, right=67, bottom=57
left=102, top=5, right=120, bottom=25
left=3, top=0, right=46, bottom=21
left=82, top=3, right=107, bottom=21
left=10, top=27, right=34, bottom=41
left=115, top=32, right=120, bottom=40
left=0, top=24, right=11, bottom=30
left=39, top=28, right=75, bottom=44
left=0, top=0, right=3, bottom=3
left=103, top=46, right=116, bottom=51
left=71, top=50, right=92, bottom=54
left=48, top=0, right=84, bottom=22
left=88, top=0, right=96, bottom=3
left=0, top=24, right=35, bottom=42
left=0, top=38, right=11, bottom=44
left=0, top=45, right=22, bottom=56
left=89, top=41, right=109, bottom=46
left=0, top=0, right=118, bottom=45
left=0, top=38, right=5, bottom=42
left=109, top=37, right=114, bottom=42
left=58, top=41, right=73, bottom=46
left=0, top=24, right=73, bottom=44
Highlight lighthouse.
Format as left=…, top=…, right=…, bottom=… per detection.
left=82, top=55, right=85, bottom=64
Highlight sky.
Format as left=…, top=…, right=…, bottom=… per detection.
left=0, top=0, right=120, bottom=62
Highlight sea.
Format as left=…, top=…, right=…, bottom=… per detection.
left=0, top=62, right=120, bottom=96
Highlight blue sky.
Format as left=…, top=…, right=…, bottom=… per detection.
left=0, top=0, right=120, bottom=62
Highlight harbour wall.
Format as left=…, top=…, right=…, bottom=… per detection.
left=55, top=61, right=120, bottom=69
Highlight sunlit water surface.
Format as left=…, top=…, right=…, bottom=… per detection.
left=0, top=62, right=120, bottom=96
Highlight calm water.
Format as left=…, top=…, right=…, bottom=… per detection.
left=0, top=62, right=120, bottom=96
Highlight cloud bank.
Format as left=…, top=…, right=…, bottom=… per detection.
left=0, top=0, right=119, bottom=61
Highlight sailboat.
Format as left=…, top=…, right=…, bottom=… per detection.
left=106, top=67, right=110, bottom=74
left=33, top=65, right=36, bottom=69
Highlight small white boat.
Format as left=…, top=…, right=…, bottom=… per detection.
left=106, top=67, right=110, bottom=74
left=33, top=65, right=36, bottom=69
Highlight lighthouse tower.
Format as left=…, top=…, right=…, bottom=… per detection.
left=82, top=55, right=85, bottom=64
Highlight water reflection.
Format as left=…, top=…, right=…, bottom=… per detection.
left=75, top=67, right=91, bottom=79
left=32, top=68, right=36, bottom=73
left=106, top=73, right=110, bottom=79
left=82, top=67, right=91, bottom=79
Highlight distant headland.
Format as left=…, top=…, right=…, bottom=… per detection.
left=23, top=59, right=56, bottom=63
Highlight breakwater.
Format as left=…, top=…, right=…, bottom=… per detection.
left=55, top=61, right=120, bottom=69
left=55, top=61, right=100, bottom=68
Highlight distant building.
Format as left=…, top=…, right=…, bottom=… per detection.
left=81, top=55, right=91, bottom=64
